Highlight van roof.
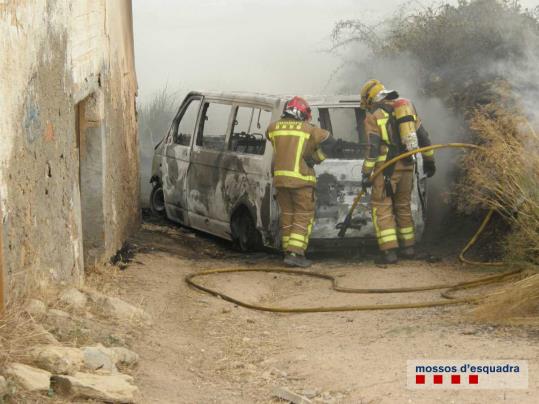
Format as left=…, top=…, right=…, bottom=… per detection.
left=187, top=90, right=282, bottom=106
left=187, top=91, right=361, bottom=107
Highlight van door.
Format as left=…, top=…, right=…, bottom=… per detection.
left=226, top=104, right=275, bottom=247
left=186, top=100, right=234, bottom=238
left=162, top=96, right=202, bottom=224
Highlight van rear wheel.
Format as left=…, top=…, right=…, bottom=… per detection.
left=150, top=184, right=166, bottom=216
left=232, top=210, right=262, bottom=252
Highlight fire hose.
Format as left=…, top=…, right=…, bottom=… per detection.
left=185, top=143, right=526, bottom=313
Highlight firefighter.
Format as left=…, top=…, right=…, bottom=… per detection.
left=360, top=79, right=436, bottom=264
left=266, top=96, right=331, bottom=268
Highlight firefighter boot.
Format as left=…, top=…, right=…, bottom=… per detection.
left=400, top=246, right=415, bottom=259
left=284, top=253, right=312, bottom=268
left=376, top=249, right=398, bottom=265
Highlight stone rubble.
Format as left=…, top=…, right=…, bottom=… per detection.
left=109, top=346, right=139, bottom=366
left=32, top=323, right=60, bottom=344
left=87, top=290, right=151, bottom=323
left=51, top=372, right=139, bottom=403
left=82, top=345, right=118, bottom=374
left=25, top=299, right=47, bottom=318
left=59, top=288, right=88, bottom=311
left=4, top=363, right=51, bottom=392
left=1, top=291, right=144, bottom=402
left=30, top=345, right=84, bottom=375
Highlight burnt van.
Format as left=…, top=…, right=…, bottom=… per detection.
left=150, top=91, right=427, bottom=251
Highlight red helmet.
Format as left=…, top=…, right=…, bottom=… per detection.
left=282, top=96, right=312, bottom=121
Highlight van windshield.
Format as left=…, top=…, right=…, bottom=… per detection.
left=312, top=107, right=367, bottom=160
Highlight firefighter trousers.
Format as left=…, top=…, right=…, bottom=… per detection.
left=370, top=168, right=415, bottom=251
left=276, top=186, right=315, bottom=256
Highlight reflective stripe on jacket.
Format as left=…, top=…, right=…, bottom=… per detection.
left=266, top=119, right=330, bottom=188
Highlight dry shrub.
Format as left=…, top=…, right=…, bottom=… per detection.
left=473, top=273, right=539, bottom=324
left=0, top=304, right=47, bottom=367
left=456, top=102, right=539, bottom=265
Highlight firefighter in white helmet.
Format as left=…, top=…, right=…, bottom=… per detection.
left=360, top=79, right=436, bottom=264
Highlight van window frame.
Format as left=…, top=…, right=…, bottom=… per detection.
left=169, top=95, right=203, bottom=148
left=226, top=101, right=273, bottom=159
left=193, top=98, right=235, bottom=153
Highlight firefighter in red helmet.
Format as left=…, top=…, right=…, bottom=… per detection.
left=266, top=97, right=331, bottom=267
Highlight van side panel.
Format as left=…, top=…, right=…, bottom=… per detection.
left=185, top=147, right=275, bottom=243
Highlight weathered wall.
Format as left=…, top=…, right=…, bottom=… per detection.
left=0, top=0, right=139, bottom=300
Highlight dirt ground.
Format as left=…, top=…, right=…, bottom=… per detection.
left=110, top=218, right=538, bottom=403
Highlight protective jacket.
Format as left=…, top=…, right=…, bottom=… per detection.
left=362, top=98, right=434, bottom=252
left=362, top=98, right=434, bottom=175
left=266, top=119, right=330, bottom=188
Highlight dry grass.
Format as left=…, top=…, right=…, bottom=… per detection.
left=84, top=264, right=125, bottom=297
left=455, top=99, right=539, bottom=322
left=0, top=303, right=58, bottom=403
left=473, top=272, right=539, bottom=324
left=0, top=305, right=44, bottom=368
left=456, top=101, right=539, bottom=265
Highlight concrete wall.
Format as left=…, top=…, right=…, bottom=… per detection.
left=0, top=0, right=139, bottom=300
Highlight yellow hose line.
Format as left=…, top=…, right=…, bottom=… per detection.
left=343, top=143, right=483, bottom=232
left=185, top=143, right=522, bottom=313
left=185, top=267, right=522, bottom=313
left=458, top=209, right=503, bottom=266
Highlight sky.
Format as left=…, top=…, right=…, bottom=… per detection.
left=133, top=0, right=539, bottom=102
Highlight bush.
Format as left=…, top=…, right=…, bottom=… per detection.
left=332, top=0, right=539, bottom=113
left=332, top=0, right=539, bottom=266
left=456, top=102, right=539, bottom=264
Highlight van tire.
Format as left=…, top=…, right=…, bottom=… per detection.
left=231, top=209, right=262, bottom=252
left=150, top=184, right=166, bottom=216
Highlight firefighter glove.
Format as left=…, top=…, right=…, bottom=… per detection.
left=423, top=159, right=436, bottom=178
left=361, top=173, right=372, bottom=191
left=304, top=156, right=316, bottom=168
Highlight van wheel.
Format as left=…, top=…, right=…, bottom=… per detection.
left=150, top=184, right=166, bottom=216
left=232, top=210, right=262, bottom=252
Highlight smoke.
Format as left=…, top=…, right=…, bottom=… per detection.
left=331, top=0, right=539, bottom=239
left=335, top=50, right=466, bottom=236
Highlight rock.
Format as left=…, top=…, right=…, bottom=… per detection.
left=0, top=375, right=8, bottom=397
left=4, top=363, right=51, bottom=392
left=109, top=347, right=139, bottom=366
left=59, top=288, right=88, bottom=311
left=300, top=389, right=319, bottom=399
left=87, top=291, right=150, bottom=323
left=25, top=299, right=47, bottom=318
left=82, top=345, right=117, bottom=374
left=51, top=372, right=139, bottom=403
left=106, top=333, right=127, bottom=346
left=272, top=386, right=313, bottom=404
left=44, top=309, right=74, bottom=335
left=82, top=344, right=138, bottom=373
left=30, top=345, right=84, bottom=375
left=33, top=323, right=60, bottom=344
